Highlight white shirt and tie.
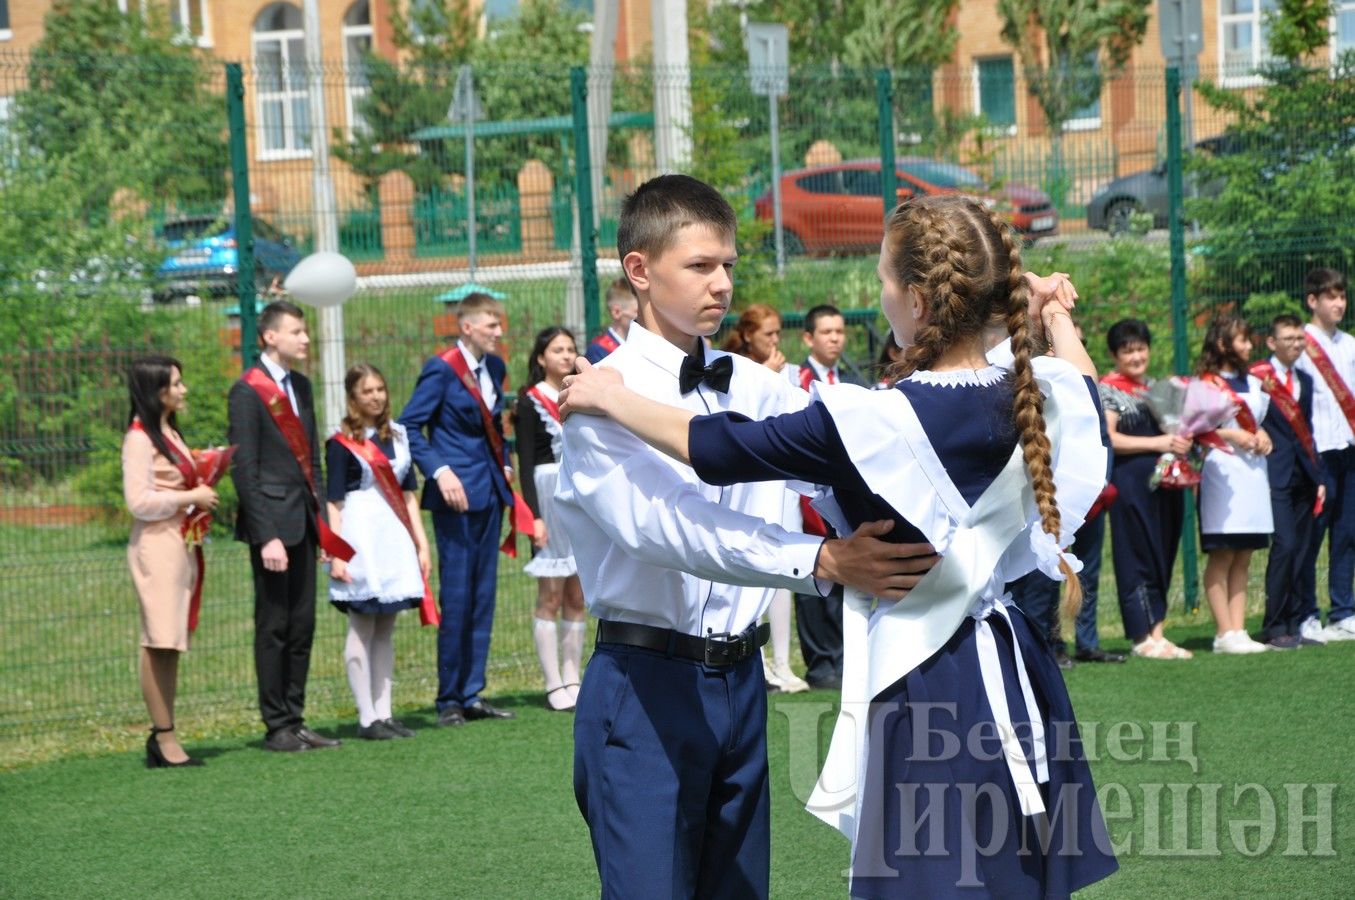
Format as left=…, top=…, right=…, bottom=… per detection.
left=555, top=323, right=827, bottom=637
left=431, top=339, right=498, bottom=483
left=804, top=355, right=840, bottom=385
left=260, top=353, right=299, bottom=416
left=1296, top=324, right=1355, bottom=453
left=1268, top=356, right=1301, bottom=401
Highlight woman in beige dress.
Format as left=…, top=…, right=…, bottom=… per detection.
left=123, top=356, right=218, bottom=768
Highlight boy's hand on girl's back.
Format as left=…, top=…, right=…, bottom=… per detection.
left=816, top=519, right=939, bottom=600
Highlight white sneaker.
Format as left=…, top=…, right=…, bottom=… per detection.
left=1237, top=632, right=1270, bottom=653
left=1321, top=618, right=1355, bottom=642
left=769, top=660, right=810, bottom=694
left=1300, top=617, right=1328, bottom=645
left=1212, top=631, right=1247, bottom=654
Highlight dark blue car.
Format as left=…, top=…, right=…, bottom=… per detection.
left=153, top=215, right=303, bottom=303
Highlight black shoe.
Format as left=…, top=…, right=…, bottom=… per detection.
left=293, top=726, right=341, bottom=749
left=382, top=718, right=416, bottom=738
left=806, top=677, right=843, bottom=691
left=1074, top=648, right=1127, bottom=664
left=263, top=728, right=309, bottom=753
left=436, top=705, right=467, bottom=727
left=464, top=700, right=516, bottom=721
left=545, top=686, right=576, bottom=712
left=1266, top=634, right=1302, bottom=651
left=145, top=726, right=204, bottom=768
left=357, top=720, right=398, bottom=740
left=1055, top=648, right=1075, bottom=671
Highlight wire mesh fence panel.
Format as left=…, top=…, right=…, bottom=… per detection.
left=2, top=46, right=1354, bottom=757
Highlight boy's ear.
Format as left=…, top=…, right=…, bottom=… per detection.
left=621, top=251, right=649, bottom=293
left=1266, top=334, right=1278, bottom=353
left=802, top=331, right=813, bottom=348
left=1306, top=293, right=1317, bottom=311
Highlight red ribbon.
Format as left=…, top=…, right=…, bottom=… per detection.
left=437, top=348, right=535, bottom=557
left=1304, top=331, right=1355, bottom=435
left=242, top=368, right=356, bottom=563
left=1200, top=372, right=1259, bottom=435
left=332, top=433, right=439, bottom=627
left=592, top=331, right=620, bottom=356
left=525, top=385, right=561, bottom=424
left=1249, top=361, right=1319, bottom=465
left=129, top=419, right=206, bottom=633
left=798, top=364, right=816, bottom=392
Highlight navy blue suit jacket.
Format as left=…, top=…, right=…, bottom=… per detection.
left=399, top=351, right=512, bottom=513
left=1261, top=368, right=1325, bottom=489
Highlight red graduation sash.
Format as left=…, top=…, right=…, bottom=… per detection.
left=1249, top=361, right=1319, bottom=465
left=1200, top=372, right=1259, bottom=434
left=592, top=331, right=620, bottom=356
left=242, top=368, right=356, bottom=562
left=1099, top=371, right=1148, bottom=396
left=1304, top=331, right=1355, bottom=434
left=332, top=433, right=439, bottom=627
left=525, top=385, right=561, bottom=424
left=436, top=348, right=535, bottom=557
left=129, top=419, right=206, bottom=633
left=798, top=364, right=815, bottom=392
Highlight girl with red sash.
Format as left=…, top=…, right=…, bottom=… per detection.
left=122, top=356, right=218, bottom=768
left=326, top=364, right=431, bottom=739
left=1196, top=315, right=1274, bottom=654
left=1098, top=320, right=1194, bottom=659
left=513, top=327, right=586, bottom=711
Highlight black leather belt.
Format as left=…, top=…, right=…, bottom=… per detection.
left=596, top=620, right=770, bottom=668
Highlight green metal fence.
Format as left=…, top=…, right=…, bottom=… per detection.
left=2, top=46, right=1353, bottom=759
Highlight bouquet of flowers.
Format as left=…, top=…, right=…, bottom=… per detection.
left=1142, top=377, right=1238, bottom=490
left=182, top=445, right=236, bottom=547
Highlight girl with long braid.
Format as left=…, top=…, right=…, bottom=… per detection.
left=560, top=195, right=1117, bottom=897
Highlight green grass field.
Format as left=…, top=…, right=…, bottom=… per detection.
left=2, top=624, right=1352, bottom=898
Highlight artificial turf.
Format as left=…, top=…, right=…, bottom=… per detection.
left=3, top=615, right=1353, bottom=898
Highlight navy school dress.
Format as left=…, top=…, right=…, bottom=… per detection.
left=690, top=366, right=1118, bottom=899
left=1098, top=376, right=1185, bottom=642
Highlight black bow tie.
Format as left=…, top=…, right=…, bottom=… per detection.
left=679, top=353, right=733, bottom=394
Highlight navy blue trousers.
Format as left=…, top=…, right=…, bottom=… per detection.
left=1266, top=481, right=1319, bottom=639
left=432, top=504, right=503, bottom=710
left=574, top=643, right=770, bottom=899
left=1301, top=447, right=1355, bottom=625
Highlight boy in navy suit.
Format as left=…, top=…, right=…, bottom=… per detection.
left=400, top=292, right=517, bottom=725
left=584, top=277, right=639, bottom=364
left=1255, top=314, right=1327, bottom=648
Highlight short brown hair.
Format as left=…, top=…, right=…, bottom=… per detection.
left=605, top=276, right=636, bottom=310
left=258, top=299, right=305, bottom=337
left=457, top=291, right=504, bottom=321
left=616, top=174, right=737, bottom=262
left=1306, top=267, right=1347, bottom=298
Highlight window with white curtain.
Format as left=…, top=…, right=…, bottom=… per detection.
left=253, top=3, right=311, bottom=159
left=1219, top=0, right=1277, bottom=84
left=343, top=1, right=373, bottom=137
left=1335, top=0, right=1355, bottom=58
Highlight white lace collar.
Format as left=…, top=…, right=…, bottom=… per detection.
left=904, top=365, right=1007, bottom=387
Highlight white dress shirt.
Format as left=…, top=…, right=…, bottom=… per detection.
left=555, top=323, right=825, bottom=637
left=804, top=355, right=841, bottom=384
left=1269, top=356, right=1302, bottom=401
left=1295, top=324, right=1355, bottom=452
left=259, top=352, right=298, bottom=416
left=430, top=340, right=499, bottom=483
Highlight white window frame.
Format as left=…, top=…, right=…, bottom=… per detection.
left=1218, top=0, right=1277, bottom=87
left=343, top=2, right=374, bottom=139
left=253, top=5, right=312, bottom=161
left=169, top=0, right=213, bottom=48
left=1333, top=0, right=1355, bottom=60
left=971, top=57, right=1018, bottom=137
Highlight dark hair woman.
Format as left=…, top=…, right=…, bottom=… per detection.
left=123, top=355, right=218, bottom=767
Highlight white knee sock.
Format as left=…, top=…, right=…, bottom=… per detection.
left=534, top=617, right=563, bottom=691
left=768, top=589, right=792, bottom=667
left=369, top=614, right=397, bottom=722
left=560, top=619, right=586, bottom=698
left=345, top=613, right=378, bottom=727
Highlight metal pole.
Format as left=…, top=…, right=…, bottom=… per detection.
left=226, top=63, right=258, bottom=370
left=1166, top=66, right=1200, bottom=614
left=461, top=65, right=478, bottom=279
left=572, top=67, right=601, bottom=340
left=769, top=89, right=784, bottom=278
left=303, top=0, right=345, bottom=434
left=877, top=69, right=897, bottom=221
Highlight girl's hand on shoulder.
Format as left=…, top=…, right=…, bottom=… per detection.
left=560, top=358, right=624, bottom=418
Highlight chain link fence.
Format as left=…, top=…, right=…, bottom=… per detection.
left=3, top=48, right=1352, bottom=759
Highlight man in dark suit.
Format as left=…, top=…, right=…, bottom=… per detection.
left=400, top=292, right=516, bottom=725
left=793, top=304, right=864, bottom=689
left=228, top=300, right=342, bottom=752
left=1256, top=314, right=1327, bottom=649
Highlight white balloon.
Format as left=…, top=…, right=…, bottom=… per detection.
left=283, top=252, right=357, bottom=308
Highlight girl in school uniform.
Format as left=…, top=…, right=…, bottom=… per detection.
left=326, top=364, right=430, bottom=739
left=1197, top=315, right=1274, bottom=653
left=514, top=327, right=587, bottom=711
left=561, top=195, right=1118, bottom=898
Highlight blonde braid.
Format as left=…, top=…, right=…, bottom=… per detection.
left=986, top=207, right=1083, bottom=615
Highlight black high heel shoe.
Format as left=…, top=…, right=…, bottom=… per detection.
left=145, top=725, right=204, bottom=769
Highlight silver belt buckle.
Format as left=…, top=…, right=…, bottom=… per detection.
left=703, top=630, right=740, bottom=667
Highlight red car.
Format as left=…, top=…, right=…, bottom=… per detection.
left=754, top=158, right=1058, bottom=254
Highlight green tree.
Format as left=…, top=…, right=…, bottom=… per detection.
left=17, top=0, right=226, bottom=210
left=997, top=0, right=1151, bottom=200
left=1266, top=0, right=1336, bottom=62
